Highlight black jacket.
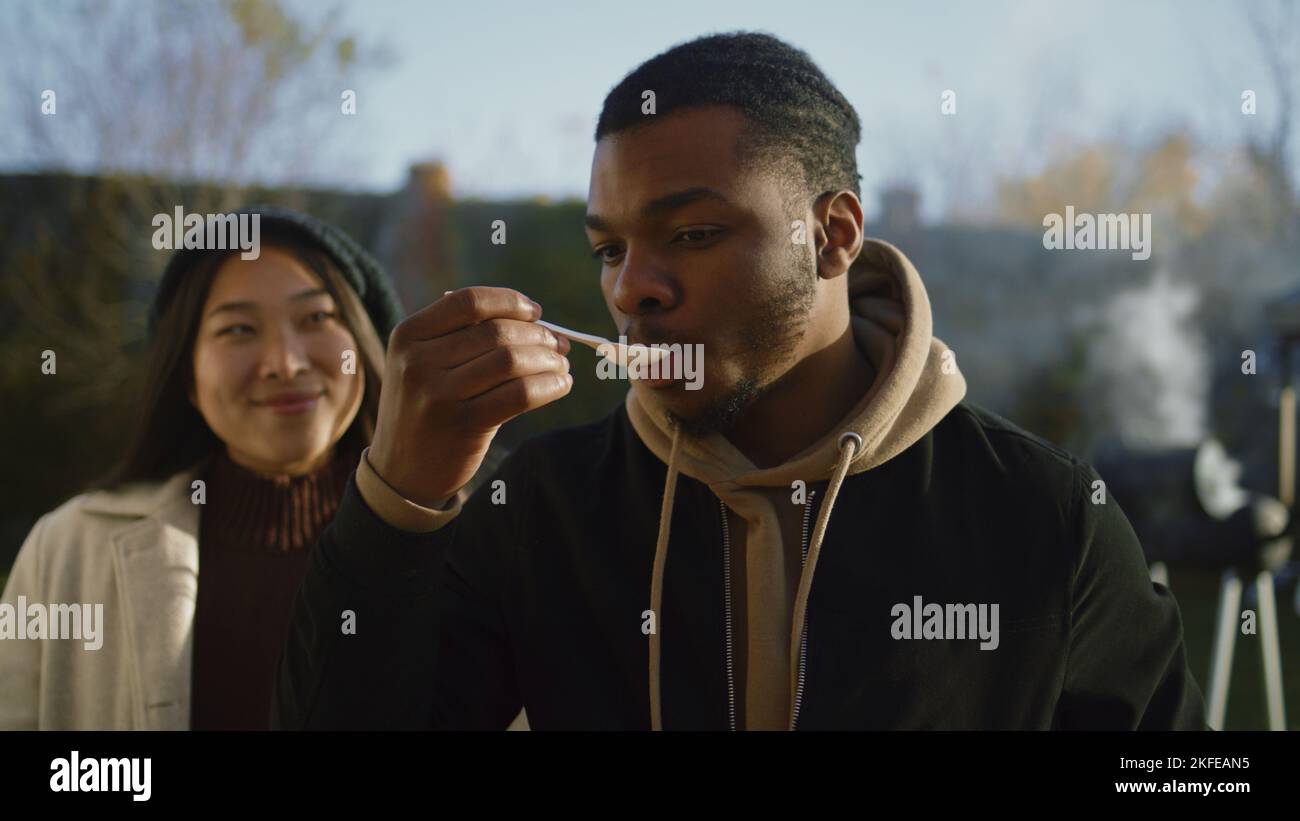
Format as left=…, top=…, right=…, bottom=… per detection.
left=273, top=401, right=1207, bottom=730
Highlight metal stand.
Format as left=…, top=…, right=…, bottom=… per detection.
left=1256, top=570, right=1287, bottom=730
left=1204, top=568, right=1287, bottom=730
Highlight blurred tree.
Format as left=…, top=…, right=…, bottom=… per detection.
left=994, top=135, right=1208, bottom=241
left=1241, top=0, right=1300, bottom=241
left=2, top=0, right=386, bottom=185
left=1007, top=331, right=1090, bottom=453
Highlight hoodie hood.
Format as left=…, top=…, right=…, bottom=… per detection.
left=625, top=238, right=968, bottom=729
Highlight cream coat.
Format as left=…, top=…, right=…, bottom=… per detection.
left=0, top=468, right=201, bottom=729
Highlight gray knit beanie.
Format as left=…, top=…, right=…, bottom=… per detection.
left=148, top=204, right=405, bottom=341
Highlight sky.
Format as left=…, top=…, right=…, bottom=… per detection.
left=3, top=0, right=1287, bottom=220
left=302, top=0, right=1276, bottom=215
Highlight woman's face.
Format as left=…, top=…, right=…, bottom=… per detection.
left=188, top=247, right=364, bottom=476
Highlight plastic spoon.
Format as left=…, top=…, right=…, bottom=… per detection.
left=442, top=291, right=670, bottom=369
left=535, top=319, right=671, bottom=369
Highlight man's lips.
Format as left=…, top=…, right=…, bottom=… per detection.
left=632, top=351, right=679, bottom=388
left=623, top=326, right=702, bottom=387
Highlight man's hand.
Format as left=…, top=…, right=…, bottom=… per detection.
left=368, top=287, right=572, bottom=508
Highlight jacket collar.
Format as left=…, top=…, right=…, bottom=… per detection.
left=79, top=466, right=204, bottom=520
left=84, top=467, right=204, bottom=729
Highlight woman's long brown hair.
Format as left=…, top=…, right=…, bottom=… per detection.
left=93, top=228, right=387, bottom=490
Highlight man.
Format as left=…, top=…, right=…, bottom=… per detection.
left=273, top=32, right=1206, bottom=730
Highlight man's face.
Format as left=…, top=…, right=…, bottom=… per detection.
left=585, top=105, right=817, bottom=436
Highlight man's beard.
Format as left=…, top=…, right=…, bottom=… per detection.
left=666, top=253, right=817, bottom=439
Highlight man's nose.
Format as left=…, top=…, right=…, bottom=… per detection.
left=611, top=247, right=676, bottom=318
left=259, top=325, right=311, bottom=380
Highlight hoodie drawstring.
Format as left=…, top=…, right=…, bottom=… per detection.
left=786, top=431, right=860, bottom=728
left=648, top=426, right=683, bottom=731
left=647, top=428, right=861, bottom=731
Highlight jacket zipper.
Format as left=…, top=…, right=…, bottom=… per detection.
left=719, top=498, right=737, bottom=731
left=791, top=498, right=813, bottom=730
left=719, top=495, right=815, bottom=732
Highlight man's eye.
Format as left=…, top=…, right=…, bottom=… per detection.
left=675, top=228, right=723, bottom=244
left=591, top=230, right=720, bottom=263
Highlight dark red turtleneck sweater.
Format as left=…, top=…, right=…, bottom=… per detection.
left=190, top=445, right=355, bottom=730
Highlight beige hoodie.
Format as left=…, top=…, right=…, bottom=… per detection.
left=355, top=238, right=967, bottom=731
left=625, top=238, right=967, bottom=730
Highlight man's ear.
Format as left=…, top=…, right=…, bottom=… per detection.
left=813, top=190, right=864, bottom=280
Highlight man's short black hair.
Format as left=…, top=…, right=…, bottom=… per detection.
left=595, top=31, right=863, bottom=204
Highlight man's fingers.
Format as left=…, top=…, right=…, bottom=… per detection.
left=392, top=286, right=540, bottom=344
left=449, top=344, right=571, bottom=400
left=426, top=318, right=562, bottom=369
left=462, top=371, right=573, bottom=428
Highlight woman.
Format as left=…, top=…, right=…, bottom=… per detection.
left=0, top=205, right=402, bottom=729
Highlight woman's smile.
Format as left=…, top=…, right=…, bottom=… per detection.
left=252, top=387, right=326, bottom=416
